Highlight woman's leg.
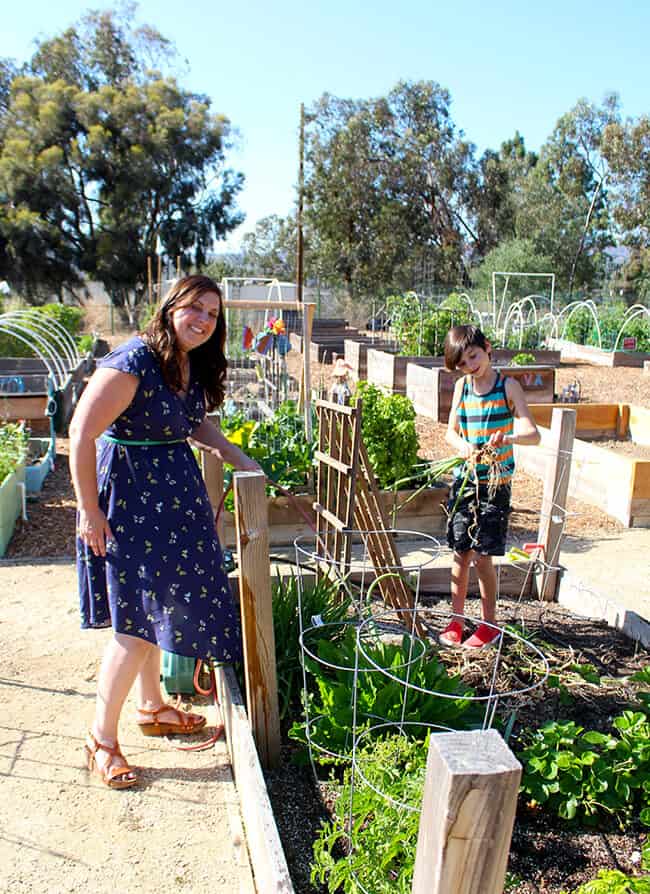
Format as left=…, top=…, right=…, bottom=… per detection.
left=90, top=632, right=154, bottom=778
left=134, top=648, right=204, bottom=727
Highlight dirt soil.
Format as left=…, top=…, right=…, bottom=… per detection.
left=0, top=561, right=253, bottom=894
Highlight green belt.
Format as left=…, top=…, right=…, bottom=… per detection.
left=103, top=434, right=186, bottom=446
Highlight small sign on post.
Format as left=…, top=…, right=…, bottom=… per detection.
left=622, top=336, right=637, bottom=351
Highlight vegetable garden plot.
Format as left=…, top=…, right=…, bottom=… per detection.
left=267, top=594, right=650, bottom=894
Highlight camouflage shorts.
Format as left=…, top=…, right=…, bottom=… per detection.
left=446, top=478, right=512, bottom=556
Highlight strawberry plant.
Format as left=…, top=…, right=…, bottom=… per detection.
left=519, top=710, right=650, bottom=827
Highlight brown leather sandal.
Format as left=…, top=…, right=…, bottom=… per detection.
left=84, top=732, right=137, bottom=789
left=136, top=698, right=207, bottom=737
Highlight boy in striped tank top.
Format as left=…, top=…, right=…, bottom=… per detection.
left=440, top=325, right=540, bottom=649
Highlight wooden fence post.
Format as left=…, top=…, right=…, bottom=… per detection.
left=201, top=449, right=225, bottom=545
left=412, top=730, right=521, bottom=894
left=536, top=407, right=576, bottom=601
left=233, top=471, right=281, bottom=769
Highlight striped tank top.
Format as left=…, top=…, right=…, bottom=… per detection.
left=455, top=372, right=515, bottom=483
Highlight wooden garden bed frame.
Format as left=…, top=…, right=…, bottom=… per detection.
left=405, top=363, right=556, bottom=423
left=547, top=337, right=650, bottom=368
left=517, top=404, right=650, bottom=527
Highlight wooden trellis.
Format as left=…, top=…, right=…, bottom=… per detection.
left=313, top=399, right=421, bottom=625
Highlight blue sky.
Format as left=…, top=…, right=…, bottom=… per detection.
left=3, top=0, right=649, bottom=249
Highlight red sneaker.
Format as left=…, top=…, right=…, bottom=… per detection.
left=463, top=623, right=502, bottom=650
left=438, top=620, right=464, bottom=647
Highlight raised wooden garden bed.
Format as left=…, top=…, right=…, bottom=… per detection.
left=516, top=406, right=650, bottom=527
left=344, top=338, right=399, bottom=382
left=0, top=460, right=26, bottom=557
left=547, top=337, right=650, bottom=367
left=406, top=364, right=556, bottom=423
left=0, top=356, right=88, bottom=434
left=366, top=347, right=446, bottom=394
left=491, top=348, right=562, bottom=366
left=222, top=483, right=449, bottom=547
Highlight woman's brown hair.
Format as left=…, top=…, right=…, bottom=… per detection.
left=142, top=274, right=227, bottom=412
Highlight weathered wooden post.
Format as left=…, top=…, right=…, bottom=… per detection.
left=233, top=470, right=281, bottom=769
left=412, top=730, right=521, bottom=894
left=201, top=448, right=225, bottom=545
left=536, top=407, right=576, bottom=601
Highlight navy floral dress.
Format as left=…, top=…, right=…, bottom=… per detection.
left=76, top=336, right=241, bottom=662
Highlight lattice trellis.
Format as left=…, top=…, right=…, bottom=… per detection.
left=313, top=399, right=420, bottom=624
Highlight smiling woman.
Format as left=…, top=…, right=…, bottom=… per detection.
left=68, top=274, right=261, bottom=790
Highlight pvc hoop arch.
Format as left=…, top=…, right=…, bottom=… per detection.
left=613, top=305, right=650, bottom=352
left=3, top=310, right=80, bottom=369
left=0, top=314, right=72, bottom=381
left=558, top=299, right=603, bottom=350
left=0, top=322, right=65, bottom=389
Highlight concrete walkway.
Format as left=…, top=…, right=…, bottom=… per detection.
left=558, top=527, right=650, bottom=645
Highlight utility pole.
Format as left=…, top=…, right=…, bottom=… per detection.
left=296, top=102, right=305, bottom=304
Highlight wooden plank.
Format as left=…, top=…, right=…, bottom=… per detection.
left=233, top=471, right=281, bottom=769
left=412, top=730, right=521, bottom=894
left=536, top=409, right=576, bottom=601
left=630, top=404, right=650, bottom=446
left=529, top=403, right=619, bottom=435
left=313, top=451, right=354, bottom=474
left=214, top=665, right=294, bottom=894
left=416, top=562, right=534, bottom=597
left=617, top=403, right=631, bottom=439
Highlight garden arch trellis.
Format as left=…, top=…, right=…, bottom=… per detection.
left=491, top=271, right=555, bottom=332
left=613, top=304, right=650, bottom=352
left=556, top=299, right=603, bottom=349
left=1, top=310, right=81, bottom=373
left=0, top=315, right=69, bottom=389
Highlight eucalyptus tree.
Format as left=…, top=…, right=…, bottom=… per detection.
left=0, top=6, right=243, bottom=304
left=514, top=95, right=619, bottom=292
left=305, top=80, right=476, bottom=299
left=469, top=132, right=537, bottom=261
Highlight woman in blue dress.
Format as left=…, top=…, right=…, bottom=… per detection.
left=70, top=275, right=260, bottom=789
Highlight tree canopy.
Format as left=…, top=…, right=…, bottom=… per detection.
left=0, top=6, right=243, bottom=303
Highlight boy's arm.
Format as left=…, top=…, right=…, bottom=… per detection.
left=445, top=376, right=473, bottom=458
left=502, top=378, right=541, bottom=446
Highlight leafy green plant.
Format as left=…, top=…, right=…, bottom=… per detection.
left=0, top=423, right=29, bottom=486
left=312, top=733, right=427, bottom=893
left=355, top=382, right=419, bottom=489
left=289, top=627, right=482, bottom=761
left=510, top=352, right=536, bottom=366
left=76, top=333, right=95, bottom=354
left=519, top=710, right=650, bottom=827
left=222, top=401, right=316, bottom=507
left=421, top=294, right=475, bottom=357
left=561, top=870, right=650, bottom=893
left=385, top=292, right=422, bottom=355
left=272, top=572, right=351, bottom=719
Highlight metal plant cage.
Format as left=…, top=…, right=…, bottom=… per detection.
left=293, top=529, right=551, bottom=892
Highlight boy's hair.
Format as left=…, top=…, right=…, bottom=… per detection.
left=443, top=325, right=491, bottom=371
